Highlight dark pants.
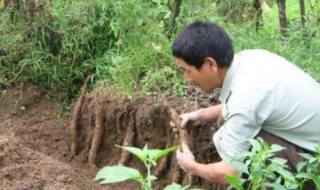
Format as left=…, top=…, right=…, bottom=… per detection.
left=252, top=130, right=316, bottom=190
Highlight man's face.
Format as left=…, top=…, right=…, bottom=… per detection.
left=177, top=58, right=220, bottom=93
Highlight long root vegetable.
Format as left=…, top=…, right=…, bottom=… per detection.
left=88, top=92, right=105, bottom=167
left=154, top=136, right=172, bottom=177
left=119, top=111, right=135, bottom=165
left=70, top=75, right=91, bottom=155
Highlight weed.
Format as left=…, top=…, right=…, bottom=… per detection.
left=227, top=137, right=320, bottom=190
left=94, top=144, right=201, bottom=190
left=0, top=0, right=318, bottom=99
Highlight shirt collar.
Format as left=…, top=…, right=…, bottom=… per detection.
left=219, top=54, right=240, bottom=103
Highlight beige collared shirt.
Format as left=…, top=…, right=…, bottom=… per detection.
left=213, top=49, right=320, bottom=167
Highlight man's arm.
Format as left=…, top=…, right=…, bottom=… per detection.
left=197, top=104, right=222, bottom=122
left=190, top=160, right=237, bottom=184
left=176, top=143, right=237, bottom=185
left=180, top=104, right=222, bottom=127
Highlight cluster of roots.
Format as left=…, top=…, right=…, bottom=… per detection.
left=69, top=79, right=226, bottom=189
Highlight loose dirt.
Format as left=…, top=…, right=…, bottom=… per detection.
left=0, top=84, right=226, bottom=190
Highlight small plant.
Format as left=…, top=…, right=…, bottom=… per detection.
left=227, top=137, right=320, bottom=190
left=94, top=144, right=197, bottom=190
left=296, top=138, right=320, bottom=189
left=227, top=137, right=298, bottom=190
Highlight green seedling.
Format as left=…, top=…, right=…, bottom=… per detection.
left=94, top=144, right=187, bottom=190
left=227, top=137, right=320, bottom=190
left=296, top=138, right=320, bottom=189
left=227, top=137, right=298, bottom=190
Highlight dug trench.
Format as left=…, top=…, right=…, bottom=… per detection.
left=0, top=84, right=226, bottom=190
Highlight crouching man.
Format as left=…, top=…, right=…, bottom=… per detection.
left=172, top=21, right=320, bottom=189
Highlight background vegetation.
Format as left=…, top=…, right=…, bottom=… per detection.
left=0, top=0, right=319, bottom=99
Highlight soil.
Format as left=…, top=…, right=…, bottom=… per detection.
left=0, top=84, right=226, bottom=190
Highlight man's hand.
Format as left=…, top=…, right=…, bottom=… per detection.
left=180, top=110, right=200, bottom=129
left=176, top=143, right=195, bottom=174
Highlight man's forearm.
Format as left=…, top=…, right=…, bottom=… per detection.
left=197, top=104, right=222, bottom=123
left=189, top=160, right=237, bottom=184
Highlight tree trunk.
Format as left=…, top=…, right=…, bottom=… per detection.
left=253, top=0, right=263, bottom=31
left=277, top=0, right=287, bottom=39
left=167, top=0, right=182, bottom=38
left=299, top=0, right=310, bottom=47
left=299, top=0, right=306, bottom=27
left=18, top=0, right=25, bottom=15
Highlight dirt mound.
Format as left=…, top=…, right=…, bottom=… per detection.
left=0, top=135, right=100, bottom=190
left=0, top=84, right=225, bottom=190
left=0, top=84, right=100, bottom=190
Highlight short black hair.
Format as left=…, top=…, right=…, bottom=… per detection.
left=172, top=21, right=234, bottom=70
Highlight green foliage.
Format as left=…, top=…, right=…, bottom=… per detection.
left=164, top=183, right=189, bottom=190
left=95, top=165, right=142, bottom=184
left=227, top=138, right=320, bottom=190
left=0, top=0, right=185, bottom=97
left=296, top=138, right=320, bottom=189
left=0, top=0, right=319, bottom=99
left=96, top=0, right=186, bottom=97
left=228, top=137, right=297, bottom=190
left=163, top=183, right=203, bottom=190
left=215, top=1, right=257, bottom=23
left=117, top=144, right=179, bottom=167
left=94, top=144, right=189, bottom=190
left=260, top=0, right=320, bottom=80
left=0, top=0, right=115, bottom=94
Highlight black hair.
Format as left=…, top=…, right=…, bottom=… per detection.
left=172, top=21, right=234, bottom=70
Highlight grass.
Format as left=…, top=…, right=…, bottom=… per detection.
left=0, top=0, right=319, bottom=100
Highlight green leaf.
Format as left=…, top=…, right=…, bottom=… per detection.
left=226, top=174, right=243, bottom=190
left=142, top=144, right=149, bottom=156
left=164, top=183, right=190, bottom=190
left=233, top=152, right=254, bottom=160
left=94, top=165, right=142, bottom=184
left=117, top=145, right=147, bottom=162
left=249, top=138, right=262, bottom=152
left=296, top=161, right=307, bottom=173
left=270, top=144, right=285, bottom=153
left=270, top=157, right=287, bottom=167
left=232, top=161, right=248, bottom=174
left=147, top=149, right=162, bottom=161
left=275, top=176, right=282, bottom=184
left=265, top=182, right=287, bottom=190
left=148, top=145, right=179, bottom=162
left=311, top=176, right=320, bottom=189
left=299, top=153, right=315, bottom=161
left=284, top=179, right=299, bottom=189
left=296, top=172, right=313, bottom=180
left=306, top=164, right=318, bottom=172
left=146, top=175, right=157, bottom=182
left=276, top=167, right=295, bottom=181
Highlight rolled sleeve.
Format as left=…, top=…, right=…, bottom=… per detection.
left=213, top=108, right=264, bottom=169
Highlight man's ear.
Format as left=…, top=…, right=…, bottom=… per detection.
left=204, top=57, right=218, bottom=71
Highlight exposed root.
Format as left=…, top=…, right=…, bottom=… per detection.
left=70, top=75, right=91, bottom=155
left=171, top=138, right=182, bottom=184
left=116, top=111, right=125, bottom=135
left=118, top=111, right=136, bottom=165
left=154, top=135, right=172, bottom=177
left=159, top=93, right=192, bottom=185
left=160, top=94, right=189, bottom=145
left=88, top=92, right=105, bottom=168
left=66, top=88, right=221, bottom=189
left=116, top=112, right=121, bottom=135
